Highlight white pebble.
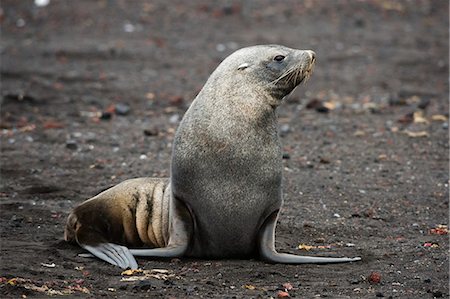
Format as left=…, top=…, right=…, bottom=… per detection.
left=34, top=0, right=50, bottom=7
left=216, top=43, right=226, bottom=52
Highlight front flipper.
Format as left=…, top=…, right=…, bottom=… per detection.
left=129, top=195, right=192, bottom=259
left=259, top=212, right=361, bottom=264
left=82, top=243, right=139, bottom=269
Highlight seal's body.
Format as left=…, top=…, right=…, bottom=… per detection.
left=65, top=45, right=361, bottom=268
left=172, top=47, right=286, bottom=258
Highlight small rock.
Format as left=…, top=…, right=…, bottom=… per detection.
left=368, top=272, right=382, bottom=284
left=144, top=128, right=159, bottom=136
left=115, top=103, right=130, bottom=115
left=417, top=97, right=430, bottom=109
left=123, top=22, right=135, bottom=33
left=424, top=278, right=431, bottom=283
left=16, top=18, right=26, bottom=28
left=282, top=153, right=290, bottom=159
left=350, top=278, right=361, bottom=284
left=280, top=124, right=291, bottom=137
left=277, top=290, right=290, bottom=298
left=169, top=96, right=184, bottom=106
left=376, top=292, right=385, bottom=297
left=216, top=43, right=226, bottom=52
left=306, top=98, right=329, bottom=113
left=319, top=157, right=331, bottom=164
left=432, top=291, right=443, bottom=298
left=100, top=112, right=112, bottom=120
left=66, top=140, right=78, bottom=150
left=282, top=282, right=293, bottom=291
left=34, top=0, right=50, bottom=7
left=397, top=112, right=414, bottom=124
left=169, top=114, right=180, bottom=124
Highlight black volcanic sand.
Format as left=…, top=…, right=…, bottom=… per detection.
left=1, top=1, right=448, bottom=298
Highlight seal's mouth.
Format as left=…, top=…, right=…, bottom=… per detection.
left=303, top=60, right=315, bottom=82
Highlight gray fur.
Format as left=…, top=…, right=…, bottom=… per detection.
left=171, top=45, right=359, bottom=262
left=65, top=45, right=360, bottom=269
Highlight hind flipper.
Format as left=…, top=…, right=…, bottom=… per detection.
left=82, top=243, right=139, bottom=269
left=259, top=212, right=361, bottom=264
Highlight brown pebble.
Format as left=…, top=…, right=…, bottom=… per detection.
left=277, top=290, right=290, bottom=298
left=368, top=272, right=381, bottom=284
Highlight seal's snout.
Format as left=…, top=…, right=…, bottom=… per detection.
left=305, top=50, right=316, bottom=64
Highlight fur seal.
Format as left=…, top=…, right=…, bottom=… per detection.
left=65, top=45, right=361, bottom=269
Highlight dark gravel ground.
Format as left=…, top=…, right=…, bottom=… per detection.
left=0, top=1, right=448, bottom=298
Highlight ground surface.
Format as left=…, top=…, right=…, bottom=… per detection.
left=0, top=0, right=449, bottom=298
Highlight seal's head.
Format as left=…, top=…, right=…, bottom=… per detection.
left=209, top=45, right=315, bottom=108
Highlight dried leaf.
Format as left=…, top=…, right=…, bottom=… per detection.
left=323, top=101, right=337, bottom=110
left=43, top=120, right=65, bottom=129
left=244, top=284, right=256, bottom=290
left=429, top=225, right=448, bottom=235
left=298, top=244, right=314, bottom=251
left=121, top=269, right=143, bottom=276
left=404, top=130, right=428, bottom=138
left=353, top=130, right=366, bottom=136
left=413, top=111, right=429, bottom=124
left=431, top=114, right=448, bottom=121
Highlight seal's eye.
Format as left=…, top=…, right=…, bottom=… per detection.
left=273, top=55, right=285, bottom=62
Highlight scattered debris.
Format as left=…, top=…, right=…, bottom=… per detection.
left=429, top=225, right=448, bottom=235
left=298, top=244, right=332, bottom=250
left=423, top=242, right=439, bottom=248
left=1, top=277, right=89, bottom=295
left=244, top=284, right=256, bottom=290
left=121, top=268, right=177, bottom=281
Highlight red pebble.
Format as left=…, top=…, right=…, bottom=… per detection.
left=277, top=290, right=290, bottom=298
left=368, top=272, right=382, bottom=284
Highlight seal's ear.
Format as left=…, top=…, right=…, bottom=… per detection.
left=237, top=63, right=250, bottom=71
